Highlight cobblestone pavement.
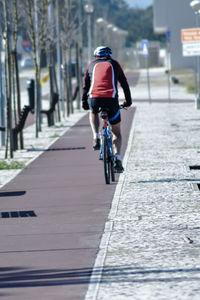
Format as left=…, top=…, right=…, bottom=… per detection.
left=85, top=100, right=200, bottom=300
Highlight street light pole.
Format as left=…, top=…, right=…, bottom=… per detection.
left=34, top=0, right=40, bottom=136
left=166, top=29, right=171, bottom=102
left=195, top=14, right=200, bottom=108
left=0, top=34, right=5, bottom=146
left=88, top=12, right=92, bottom=62
left=84, top=3, right=94, bottom=62
left=96, top=18, right=105, bottom=45
left=55, top=0, right=64, bottom=117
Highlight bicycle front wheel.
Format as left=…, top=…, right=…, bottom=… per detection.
left=102, top=135, right=110, bottom=184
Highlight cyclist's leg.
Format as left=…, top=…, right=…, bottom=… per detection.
left=110, top=122, right=122, bottom=156
left=88, top=98, right=100, bottom=137
left=107, top=98, right=121, bottom=156
left=108, top=98, right=124, bottom=172
left=111, top=122, right=124, bottom=172
left=89, top=112, right=100, bottom=138
left=88, top=98, right=101, bottom=150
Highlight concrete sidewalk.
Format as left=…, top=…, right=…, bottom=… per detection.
left=85, top=70, right=200, bottom=299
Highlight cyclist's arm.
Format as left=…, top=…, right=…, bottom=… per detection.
left=82, top=69, right=91, bottom=102
left=118, top=65, right=132, bottom=107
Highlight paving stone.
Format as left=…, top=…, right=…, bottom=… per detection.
left=95, top=101, right=200, bottom=300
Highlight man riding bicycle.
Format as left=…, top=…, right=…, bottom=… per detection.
left=82, top=46, right=132, bottom=173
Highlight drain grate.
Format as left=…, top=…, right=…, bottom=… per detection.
left=1, top=210, right=37, bottom=218
left=189, top=165, right=200, bottom=170
left=191, top=183, right=200, bottom=191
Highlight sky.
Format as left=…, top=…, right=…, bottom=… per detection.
left=125, top=0, right=153, bottom=8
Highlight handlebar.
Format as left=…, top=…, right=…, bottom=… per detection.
left=119, top=104, right=127, bottom=110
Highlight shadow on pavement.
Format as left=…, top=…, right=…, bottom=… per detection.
left=1, top=265, right=200, bottom=288
left=130, top=178, right=200, bottom=184
left=0, top=191, right=26, bottom=197
left=0, top=267, right=93, bottom=288
left=27, top=147, right=86, bottom=152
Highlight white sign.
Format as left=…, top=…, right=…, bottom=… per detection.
left=182, top=42, right=200, bottom=56
left=181, top=28, right=200, bottom=56
left=142, top=40, right=149, bottom=56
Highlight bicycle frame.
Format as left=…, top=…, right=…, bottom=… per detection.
left=98, top=105, right=125, bottom=183
left=98, top=108, right=116, bottom=184
left=99, top=118, right=113, bottom=160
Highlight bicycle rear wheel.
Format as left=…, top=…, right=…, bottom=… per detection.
left=110, top=156, right=115, bottom=182
left=102, top=135, right=110, bottom=184
left=108, top=141, right=115, bottom=182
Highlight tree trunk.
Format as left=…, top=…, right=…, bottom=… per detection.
left=75, top=42, right=81, bottom=110
left=68, top=45, right=73, bottom=114
left=13, top=50, right=24, bottom=149
left=52, top=63, right=61, bottom=122
left=3, top=0, right=13, bottom=158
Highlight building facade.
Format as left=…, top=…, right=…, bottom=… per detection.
left=153, top=0, right=196, bottom=69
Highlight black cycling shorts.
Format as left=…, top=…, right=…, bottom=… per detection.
left=88, top=98, right=121, bottom=125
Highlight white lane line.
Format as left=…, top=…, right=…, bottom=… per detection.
left=84, top=107, right=137, bottom=300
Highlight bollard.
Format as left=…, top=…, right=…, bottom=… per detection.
left=27, top=79, right=35, bottom=112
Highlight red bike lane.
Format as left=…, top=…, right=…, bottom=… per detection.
left=0, top=107, right=135, bottom=299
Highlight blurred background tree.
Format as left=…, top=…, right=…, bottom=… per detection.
left=92, top=0, right=165, bottom=46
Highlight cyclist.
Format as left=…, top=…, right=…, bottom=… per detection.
left=82, top=46, right=132, bottom=173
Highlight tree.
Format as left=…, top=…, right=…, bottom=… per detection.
left=26, top=0, right=50, bottom=137
left=12, top=0, right=24, bottom=149
left=2, top=0, right=14, bottom=158
left=92, top=0, right=165, bottom=46
left=59, top=0, right=80, bottom=116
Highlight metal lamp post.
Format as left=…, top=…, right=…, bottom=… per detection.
left=190, top=0, right=200, bottom=109
left=96, top=18, right=105, bottom=45
left=0, top=35, right=5, bottom=146
left=84, top=3, right=94, bottom=62
left=190, top=0, right=200, bottom=12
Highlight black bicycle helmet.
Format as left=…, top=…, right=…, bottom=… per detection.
left=93, top=46, right=112, bottom=57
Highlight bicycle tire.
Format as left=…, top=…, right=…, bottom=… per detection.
left=110, top=156, right=115, bottom=182
left=102, top=135, right=110, bottom=184
left=108, top=142, right=115, bottom=182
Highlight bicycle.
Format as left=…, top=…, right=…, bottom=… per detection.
left=99, top=108, right=115, bottom=184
